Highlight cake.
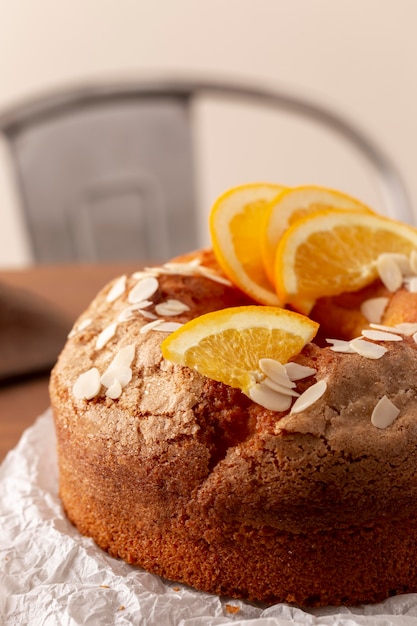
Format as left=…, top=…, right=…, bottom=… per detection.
left=50, top=248, right=417, bottom=607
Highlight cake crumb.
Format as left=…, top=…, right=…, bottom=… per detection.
left=118, top=605, right=125, bottom=611
left=225, top=604, right=240, bottom=614
left=172, top=586, right=180, bottom=591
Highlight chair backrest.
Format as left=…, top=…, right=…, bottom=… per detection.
left=0, top=79, right=412, bottom=264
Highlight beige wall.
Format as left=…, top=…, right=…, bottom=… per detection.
left=0, top=0, right=416, bottom=266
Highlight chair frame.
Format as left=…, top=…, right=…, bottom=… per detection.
left=0, top=78, right=412, bottom=261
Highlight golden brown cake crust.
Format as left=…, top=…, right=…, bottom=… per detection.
left=50, top=252, right=417, bottom=607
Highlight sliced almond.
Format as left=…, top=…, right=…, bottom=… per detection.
left=152, top=321, right=184, bottom=333
left=404, top=276, right=417, bottom=293
left=73, top=367, right=101, bottom=400
left=111, top=344, right=135, bottom=368
left=326, top=338, right=355, bottom=353
left=117, top=301, right=153, bottom=322
left=95, top=322, right=117, bottom=350
left=263, top=377, right=300, bottom=397
left=394, top=322, right=417, bottom=336
left=376, top=254, right=403, bottom=292
left=101, top=365, right=133, bottom=388
left=361, top=329, right=403, bottom=342
left=68, top=317, right=93, bottom=338
left=106, top=275, right=127, bottom=302
left=410, top=250, right=417, bottom=275
left=284, top=362, right=317, bottom=380
left=371, top=395, right=400, bottom=429
left=155, top=299, right=191, bottom=316
left=106, top=380, right=123, bottom=399
left=290, top=380, right=327, bottom=414
left=140, top=319, right=165, bottom=334
left=259, top=358, right=295, bottom=388
left=369, top=323, right=402, bottom=333
left=248, top=382, right=293, bottom=412
left=360, top=297, right=389, bottom=323
left=139, top=310, right=158, bottom=320
left=349, top=338, right=387, bottom=359
left=128, top=276, right=159, bottom=304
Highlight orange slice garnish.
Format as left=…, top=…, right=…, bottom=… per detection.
left=209, top=183, right=285, bottom=305
left=275, top=209, right=417, bottom=314
left=161, top=306, right=318, bottom=394
left=262, top=185, right=373, bottom=285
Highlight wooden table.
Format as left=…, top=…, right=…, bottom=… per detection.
left=0, top=262, right=141, bottom=463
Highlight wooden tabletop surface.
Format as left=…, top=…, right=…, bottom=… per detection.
left=0, top=261, right=142, bottom=463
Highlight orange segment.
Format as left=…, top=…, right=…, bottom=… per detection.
left=262, top=185, right=373, bottom=285
left=161, top=306, right=318, bottom=394
left=209, top=183, right=285, bottom=305
left=275, top=209, right=417, bottom=314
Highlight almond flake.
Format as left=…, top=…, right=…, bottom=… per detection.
left=140, top=319, right=165, bottom=334
left=73, top=367, right=101, bottom=400
left=68, top=317, right=93, bottom=337
left=263, top=377, right=300, bottom=397
left=131, top=269, right=160, bottom=280
left=101, top=365, right=133, bottom=388
left=152, top=321, right=184, bottom=333
left=155, top=299, right=191, bottom=316
left=259, top=358, right=295, bottom=388
left=349, top=338, right=387, bottom=359
left=369, top=323, right=402, bottom=333
left=163, top=262, right=197, bottom=275
left=290, top=380, right=327, bottom=414
left=78, top=317, right=93, bottom=331
left=117, top=301, right=153, bottom=322
left=154, top=261, right=232, bottom=285
left=111, top=344, right=135, bottom=368
left=410, top=250, right=417, bottom=274
left=139, top=310, right=158, bottom=320
left=284, top=362, right=317, bottom=381
left=361, top=329, right=403, bottom=342
left=394, top=323, right=417, bottom=336
left=196, top=266, right=233, bottom=286
left=405, top=276, right=417, bottom=293
left=376, top=254, right=403, bottom=292
left=106, top=275, right=127, bottom=302
left=128, top=276, right=159, bottom=304
left=138, top=260, right=233, bottom=286
left=381, top=253, right=411, bottom=275
left=326, top=338, right=355, bottom=353
left=371, top=395, right=400, bottom=429
left=106, top=380, right=123, bottom=399
left=248, top=382, right=293, bottom=412
left=360, top=297, right=389, bottom=323
left=95, top=322, right=117, bottom=350
left=100, top=345, right=135, bottom=396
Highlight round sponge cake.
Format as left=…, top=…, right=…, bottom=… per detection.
left=49, top=252, right=417, bottom=606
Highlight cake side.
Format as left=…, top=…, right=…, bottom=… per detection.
left=50, top=255, right=417, bottom=605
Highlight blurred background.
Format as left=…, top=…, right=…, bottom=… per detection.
left=0, top=0, right=416, bottom=267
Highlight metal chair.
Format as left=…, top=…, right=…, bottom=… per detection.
left=0, top=79, right=412, bottom=264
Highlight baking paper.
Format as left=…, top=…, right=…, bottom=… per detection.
left=2, top=410, right=417, bottom=625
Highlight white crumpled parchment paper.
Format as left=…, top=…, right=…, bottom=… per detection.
left=2, top=410, right=417, bottom=626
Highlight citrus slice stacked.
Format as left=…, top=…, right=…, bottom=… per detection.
left=262, top=185, right=373, bottom=285
left=161, top=306, right=318, bottom=394
left=274, top=210, right=417, bottom=314
left=209, top=183, right=284, bottom=305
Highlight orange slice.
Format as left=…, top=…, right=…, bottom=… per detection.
left=275, top=209, right=417, bottom=314
left=161, top=306, right=318, bottom=394
left=262, top=185, right=373, bottom=285
left=209, top=183, right=285, bottom=305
